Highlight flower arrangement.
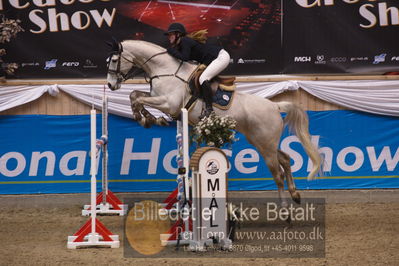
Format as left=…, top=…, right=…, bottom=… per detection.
left=191, top=112, right=238, bottom=149
left=0, top=15, right=24, bottom=79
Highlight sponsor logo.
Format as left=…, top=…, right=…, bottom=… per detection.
left=237, top=58, right=265, bottom=64
left=314, top=55, right=326, bottom=64
left=83, top=59, right=98, bottom=69
left=62, top=61, right=79, bottom=67
left=21, top=62, right=40, bottom=67
left=373, top=53, right=386, bottom=64
left=44, top=59, right=57, bottom=70
left=330, top=57, right=347, bottom=63
left=350, top=57, right=369, bottom=62
left=391, top=56, right=399, bottom=61
left=206, top=159, right=220, bottom=175
left=229, top=58, right=234, bottom=64
left=294, top=56, right=311, bottom=62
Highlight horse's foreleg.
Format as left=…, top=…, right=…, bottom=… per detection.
left=137, top=95, right=171, bottom=112
left=137, top=95, right=171, bottom=126
left=278, top=150, right=301, bottom=204
left=139, top=108, right=157, bottom=128
left=130, top=91, right=168, bottom=128
left=129, top=90, right=149, bottom=121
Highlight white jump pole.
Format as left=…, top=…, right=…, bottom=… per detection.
left=90, top=109, right=97, bottom=236
left=102, top=95, right=108, bottom=205
left=160, top=108, right=232, bottom=251
left=67, top=107, right=119, bottom=249
left=82, top=91, right=127, bottom=216
left=160, top=108, right=191, bottom=246
left=181, top=108, right=190, bottom=201
left=181, top=108, right=190, bottom=238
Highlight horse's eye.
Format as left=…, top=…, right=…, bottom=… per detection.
left=111, top=58, right=118, bottom=63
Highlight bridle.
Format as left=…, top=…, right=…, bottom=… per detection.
left=107, top=42, right=188, bottom=87
left=107, top=47, right=148, bottom=84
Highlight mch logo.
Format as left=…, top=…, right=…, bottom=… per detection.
left=294, top=56, right=312, bottom=62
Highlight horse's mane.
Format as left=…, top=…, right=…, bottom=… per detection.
left=122, top=39, right=166, bottom=53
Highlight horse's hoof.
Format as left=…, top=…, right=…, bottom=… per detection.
left=132, top=113, right=141, bottom=121
left=140, top=117, right=154, bottom=128
left=141, top=118, right=152, bottom=128
left=291, top=191, right=301, bottom=204
left=157, top=117, right=169, bottom=126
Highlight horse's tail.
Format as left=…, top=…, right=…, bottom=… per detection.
left=277, top=101, right=322, bottom=180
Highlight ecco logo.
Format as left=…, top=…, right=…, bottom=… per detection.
left=294, top=56, right=311, bottom=62
left=330, top=57, right=347, bottom=63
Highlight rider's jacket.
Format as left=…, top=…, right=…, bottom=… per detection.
left=167, top=36, right=222, bottom=65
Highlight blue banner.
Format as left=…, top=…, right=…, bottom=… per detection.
left=0, top=110, right=398, bottom=194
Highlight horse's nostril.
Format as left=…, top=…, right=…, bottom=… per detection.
left=107, top=83, right=113, bottom=90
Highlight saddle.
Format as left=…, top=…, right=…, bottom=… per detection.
left=186, top=65, right=235, bottom=110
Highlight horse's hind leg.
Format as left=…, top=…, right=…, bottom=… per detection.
left=278, top=149, right=301, bottom=204
left=262, top=150, right=289, bottom=208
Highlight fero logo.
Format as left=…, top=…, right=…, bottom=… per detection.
left=62, top=62, right=79, bottom=67
left=294, top=56, right=312, bottom=62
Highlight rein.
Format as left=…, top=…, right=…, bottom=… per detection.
left=107, top=47, right=188, bottom=85
left=148, top=61, right=187, bottom=84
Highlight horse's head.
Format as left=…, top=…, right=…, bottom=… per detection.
left=106, top=38, right=140, bottom=91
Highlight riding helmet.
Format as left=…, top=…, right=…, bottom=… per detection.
left=165, top=23, right=187, bottom=35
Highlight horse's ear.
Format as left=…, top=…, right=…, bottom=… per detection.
left=106, top=37, right=121, bottom=53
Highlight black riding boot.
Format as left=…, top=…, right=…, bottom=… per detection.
left=200, top=80, right=213, bottom=118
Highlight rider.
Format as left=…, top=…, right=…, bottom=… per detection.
left=165, top=22, right=230, bottom=117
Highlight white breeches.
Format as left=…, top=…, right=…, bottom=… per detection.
left=199, top=49, right=230, bottom=85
